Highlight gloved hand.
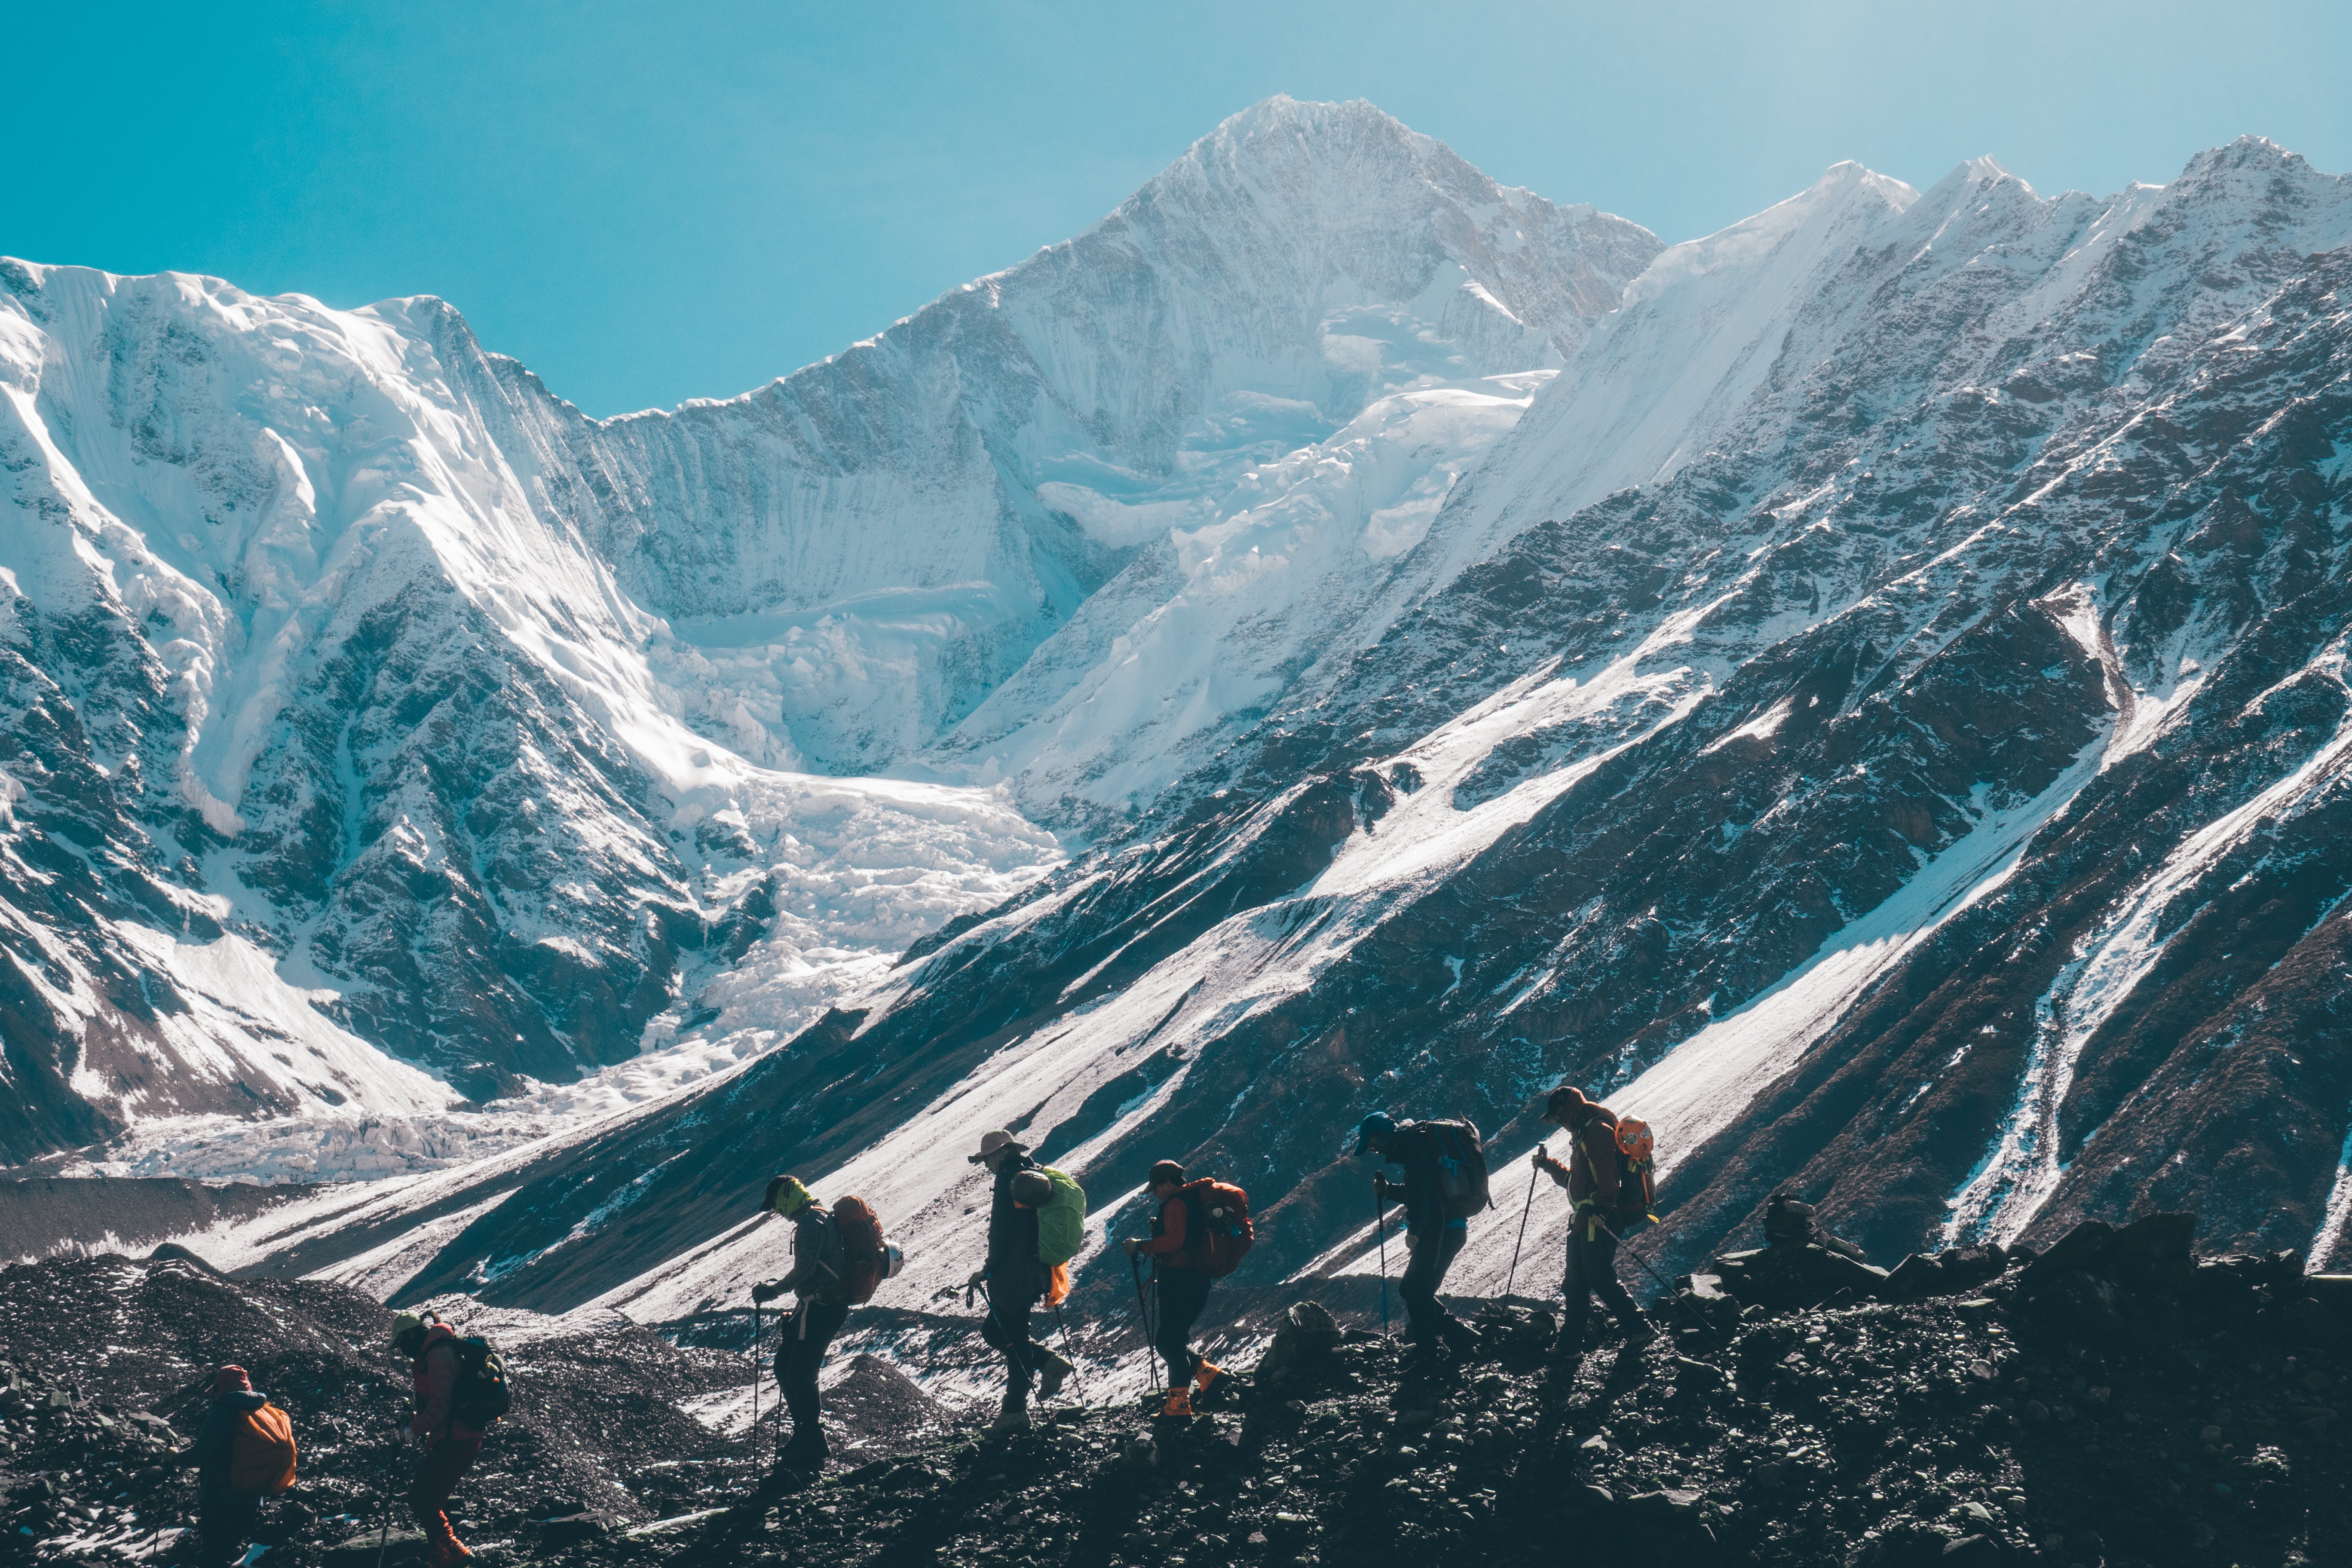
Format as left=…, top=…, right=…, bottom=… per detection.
left=1372, top=1176, right=1400, bottom=1201
left=1121, top=1237, right=1144, bottom=1260
left=750, top=1280, right=781, bottom=1305
left=1529, top=1148, right=1548, bottom=1167
left=966, top=1268, right=989, bottom=1289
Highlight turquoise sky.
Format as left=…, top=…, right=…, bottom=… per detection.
left=10, top=2, right=2347, bottom=416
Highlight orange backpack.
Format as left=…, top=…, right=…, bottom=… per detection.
left=228, top=1402, right=298, bottom=1495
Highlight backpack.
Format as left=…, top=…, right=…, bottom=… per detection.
left=227, top=1402, right=297, bottom=1494
left=449, top=1336, right=512, bottom=1429
left=1613, top=1116, right=1657, bottom=1222
left=832, top=1196, right=892, bottom=1305
left=1415, top=1119, right=1491, bottom=1219
left=1033, top=1167, right=1088, bottom=1268
left=1179, top=1179, right=1254, bottom=1279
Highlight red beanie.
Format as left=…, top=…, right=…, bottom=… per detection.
left=212, top=1364, right=251, bottom=1394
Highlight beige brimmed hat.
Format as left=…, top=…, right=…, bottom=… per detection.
left=968, top=1129, right=1028, bottom=1164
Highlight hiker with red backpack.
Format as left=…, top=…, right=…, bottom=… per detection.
left=749, top=1175, right=895, bottom=1479
left=1356, top=1111, right=1488, bottom=1358
left=1534, top=1085, right=1658, bottom=1355
left=393, top=1309, right=510, bottom=1567
left=966, top=1130, right=1078, bottom=1433
left=169, top=1363, right=295, bottom=1568
left=1122, top=1159, right=1252, bottom=1416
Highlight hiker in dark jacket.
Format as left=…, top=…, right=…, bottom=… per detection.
left=170, top=1364, right=271, bottom=1568
left=966, top=1129, right=1072, bottom=1431
left=1122, top=1160, right=1222, bottom=1417
left=394, top=1312, right=491, bottom=1568
left=750, top=1175, right=851, bottom=1477
left=1534, top=1085, right=1655, bottom=1354
left=1357, top=1112, right=1480, bottom=1355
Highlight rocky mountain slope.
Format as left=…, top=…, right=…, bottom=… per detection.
left=5, top=1214, right=2348, bottom=1568
left=3, top=98, right=1653, bottom=1171
left=222, top=134, right=2352, bottom=1323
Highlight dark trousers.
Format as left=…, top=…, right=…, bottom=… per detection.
left=980, top=1285, right=1048, bottom=1398
left=1400, top=1225, right=1467, bottom=1340
left=772, top=1299, right=850, bottom=1454
left=407, top=1435, right=482, bottom=1534
left=196, top=1483, right=262, bottom=1568
left=1154, top=1267, right=1212, bottom=1387
left=1562, top=1219, right=1642, bottom=1350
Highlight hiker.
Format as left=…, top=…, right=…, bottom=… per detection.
left=169, top=1364, right=281, bottom=1568
left=1533, top=1085, right=1657, bottom=1354
left=1356, top=1112, right=1482, bottom=1356
left=748, top=1176, right=854, bottom=1477
left=966, top=1129, right=1075, bottom=1431
left=1122, top=1160, right=1224, bottom=1416
left=395, top=1310, right=503, bottom=1567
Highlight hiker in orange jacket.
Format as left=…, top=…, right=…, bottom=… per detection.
left=170, top=1364, right=273, bottom=1568
left=1534, top=1086, right=1655, bottom=1355
left=1122, top=1160, right=1222, bottom=1416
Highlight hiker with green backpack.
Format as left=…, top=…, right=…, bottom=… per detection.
left=966, top=1130, right=1081, bottom=1432
left=1121, top=1159, right=1252, bottom=1416
left=749, top=1175, right=899, bottom=1480
left=168, top=1363, right=296, bottom=1568
left=1356, top=1110, right=1488, bottom=1358
left=392, top=1309, right=510, bottom=1568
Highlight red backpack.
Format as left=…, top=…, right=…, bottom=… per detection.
left=1179, top=1179, right=1254, bottom=1278
left=832, top=1197, right=889, bottom=1305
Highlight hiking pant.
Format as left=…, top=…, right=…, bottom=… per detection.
left=407, top=1434, right=482, bottom=1535
left=772, top=1299, right=850, bottom=1454
left=1154, top=1267, right=1212, bottom=1387
left=196, top=1483, right=262, bottom=1568
left=1561, top=1219, right=1642, bottom=1351
left=1400, top=1224, right=1467, bottom=1341
left=980, top=1284, right=1050, bottom=1398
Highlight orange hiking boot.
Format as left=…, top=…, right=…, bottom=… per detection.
left=428, top=1519, right=474, bottom=1567
left=1161, top=1387, right=1194, bottom=1418
left=1192, top=1360, right=1224, bottom=1396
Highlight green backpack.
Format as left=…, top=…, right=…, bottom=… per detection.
left=1034, top=1166, right=1088, bottom=1267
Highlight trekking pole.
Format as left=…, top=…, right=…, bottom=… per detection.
left=1597, top=1216, right=1721, bottom=1344
left=1048, top=1301, right=1090, bottom=1400
left=1127, top=1255, right=1155, bottom=1396
left=1503, top=1161, right=1538, bottom=1299
left=749, top=1302, right=762, bottom=1466
left=1373, top=1180, right=1391, bottom=1335
left=374, top=1432, right=399, bottom=1568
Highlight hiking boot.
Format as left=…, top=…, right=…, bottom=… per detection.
left=1618, top=1316, right=1658, bottom=1351
left=1036, top=1345, right=1074, bottom=1400
left=1161, top=1387, right=1194, bottom=1418
left=428, top=1525, right=474, bottom=1568
left=989, top=1394, right=1032, bottom=1434
left=1191, top=1360, right=1224, bottom=1396
left=1438, top=1316, right=1482, bottom=1355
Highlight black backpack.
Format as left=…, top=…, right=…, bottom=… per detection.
left=1412, top=1119, right=1491, bottom=1219
left=449, top=1335, right=512, bottom=1427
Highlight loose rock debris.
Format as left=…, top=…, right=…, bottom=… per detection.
left=0, top=1213, right=2346, bottom=1566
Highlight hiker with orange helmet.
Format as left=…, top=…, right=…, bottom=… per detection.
left=1534, top=1085, right=1657, bottom=1356
left=749, top=1176, right=854, bottom=1479
left=168, top=1364, right=290, bottom=1568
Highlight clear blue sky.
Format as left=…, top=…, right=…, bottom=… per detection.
left=11, top=2, right=2347, bottom=416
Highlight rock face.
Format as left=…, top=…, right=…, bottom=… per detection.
left=303, top=137, right=2352, bottom=1317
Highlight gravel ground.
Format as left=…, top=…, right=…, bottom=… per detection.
left=0, top=1214, right=2344, bottom=1567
